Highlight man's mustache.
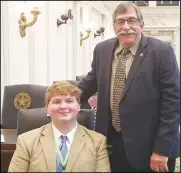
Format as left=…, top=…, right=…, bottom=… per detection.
left=116, top=29, right=136, bottom=36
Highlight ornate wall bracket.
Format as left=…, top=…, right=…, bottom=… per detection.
left=57, top=9, right=73, bottom=27
left=94, top=27, right=105, bottom=38
left=19, top=7, right=41, bottom=37
left=80, top=29, right=91, bottom=46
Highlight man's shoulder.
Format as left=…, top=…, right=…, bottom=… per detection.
left=145, top=35, right=171, bottom=49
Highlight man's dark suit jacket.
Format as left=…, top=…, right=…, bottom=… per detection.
left=78, top=34, right=180, bottom=169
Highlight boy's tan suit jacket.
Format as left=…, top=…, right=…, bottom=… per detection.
left=8, top=123, right=110, bottom=172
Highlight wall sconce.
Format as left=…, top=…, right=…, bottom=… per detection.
left=94, top=27, right=105, bottom=38
left=57, top=9, right=73, bottom=27
left=19, top=7, right=41, bottom=37
left=80, top=29, right=91, bottom=46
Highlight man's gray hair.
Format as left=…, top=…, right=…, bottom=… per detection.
left=112, top=2, right=143, bottom=23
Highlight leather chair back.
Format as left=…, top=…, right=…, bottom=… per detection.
left=1, top=84, right=47, bottom=129
left=76, top=75, right=86, bottom=81
left=17, top=107, right=94, bottom=136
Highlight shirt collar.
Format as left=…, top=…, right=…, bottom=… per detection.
left=115, top=34, right=141, bottom=56
left=52, top=121, right=77, bottom=144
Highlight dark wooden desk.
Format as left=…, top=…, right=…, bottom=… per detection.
left=1, top=129, right=17, bottom=172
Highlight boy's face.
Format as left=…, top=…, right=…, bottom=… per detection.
left=47, top=94, right=80, bottom=122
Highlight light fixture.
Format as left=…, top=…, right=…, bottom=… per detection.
left=57, top=9, right=73, bottom=27
left=80, top=29, right=91, bottom=46
left=19, top=7, right=40, bottom=37
left=94, top=27, right=105, bottom=38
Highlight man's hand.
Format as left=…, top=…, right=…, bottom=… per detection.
left=150, top=152, right=169, bottom=172
left=88, top=95, right=97, bottom=108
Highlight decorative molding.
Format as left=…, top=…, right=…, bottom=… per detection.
left=145, top=17, right=166, bottom=27
left=143, top=30, right=174, bottom=44
left=143, top=27, right=178, bottom=40
left=144, top=26, right=179, bottom=31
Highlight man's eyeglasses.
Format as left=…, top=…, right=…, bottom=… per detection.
left=114, top=18, right=140, bottom=26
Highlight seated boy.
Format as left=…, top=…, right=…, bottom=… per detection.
left=8, top=81, right=110, bottom=172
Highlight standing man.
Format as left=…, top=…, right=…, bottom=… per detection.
left=78, top=2, right=180, bottom=172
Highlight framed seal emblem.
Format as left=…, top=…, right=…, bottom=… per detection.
left=14, top=92, right=31, bottom=110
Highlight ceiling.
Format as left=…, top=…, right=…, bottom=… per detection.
left=102, top=1, right=126, bottom=12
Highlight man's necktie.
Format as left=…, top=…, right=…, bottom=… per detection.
left=56, top=135, right=68, bottom=172
left=112, top=48, right=130, bottom=132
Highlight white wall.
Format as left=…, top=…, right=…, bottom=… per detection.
left=1, top=1, right=112, bottom=111
left=74, top=1, right=113, bottom=75
left=80, top=5, right=105, bottom=75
